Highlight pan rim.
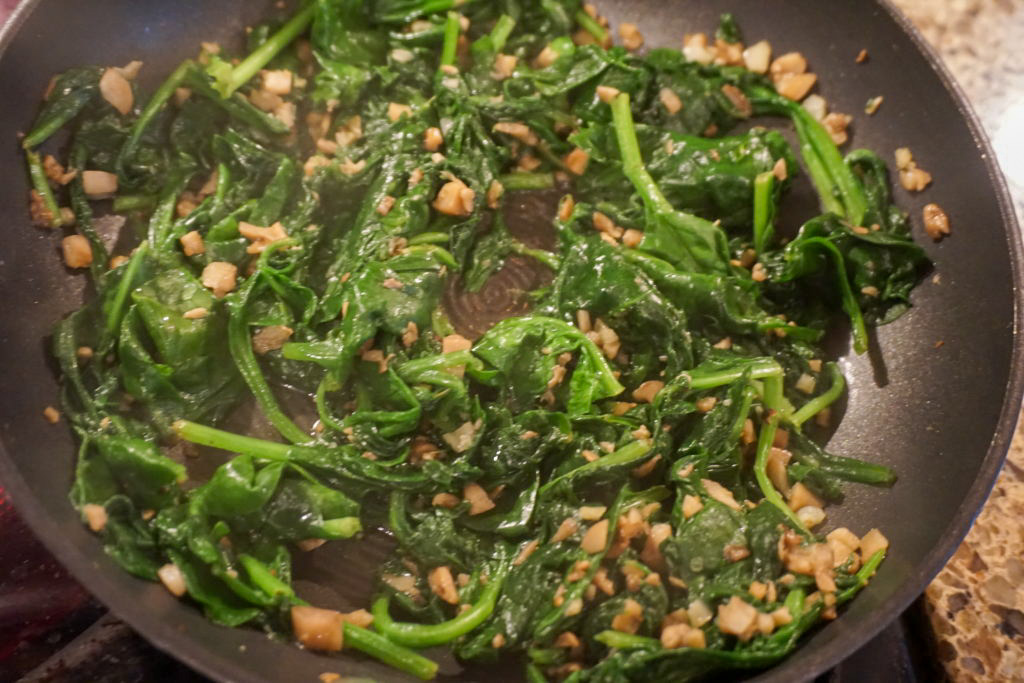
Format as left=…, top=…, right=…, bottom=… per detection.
left=0, top=1, right=1020, bottom=682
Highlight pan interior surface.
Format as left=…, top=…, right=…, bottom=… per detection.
left=0, top=1, right=1018, bottom=682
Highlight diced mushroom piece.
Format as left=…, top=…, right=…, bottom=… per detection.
left=682, top=494, right=703, bottom=520
left=661, top=622, right=707, bottom=649
left=249, top=88, right=283, bottom=112
left=238, top=221, right=289, bottom=255
left=423, top=126, right=444, bottom=152
left=62, top=235, right=93, bottom=269
left=439, top=420, right=478, bottom=454
left=682, top=33, right=715, bottom=65
left=775, top=72, right=817, bottom=101
left=493, top=121, right=539, bottom=146
left=291, top=606, right=344, bottom=652
left=180, top=230, right=205, bottom=256
left=621, top=229, right=644, bottom=248
left=827, top=527, right=861, bottom=569
left=659, top=87, right=683, bottom=114
left=514, top=539, right=540, bottom=565
left=82, top=170, right=118, bottom=198
left=158, top=563, right=188, bottom=597
left=581, top=519, right=609, bottom=553
left=687, top=599, right=713, bottom=628
left=433, top=178, right=475, bottom=217
left=381, top=574, right=420, bottom=599
left=339, top=158, right=366, bottom=176
left=428, top=566, right=460, bottom=604
left=771, top=606, right=793, bottom=626
left=252, top=325, right=294, bottom=355
left=340, top=609, right=374, bottom=628
left=923, top=203, right=950, bottom=241
left=100, top=68, right=134, bottom=115
left=564, top=148, right=590, bottom=176
left=640, top=522, right=672, bottom=570
left=579, top=505, right=607, bottom=521
left=618, top=23, right=644, bottom=51
left=492, top=53, right=518, bottom=80
left=463, top=482, right=496, bottom=515
left=701, top=478, right=742, bottom=510
left=43, top=405, right=61, bottom=423
left=611, top=598, right=644, bottom=634
left=387, top=102, right=413, bottom=122
left=796, top=505, right=826, bottom=528
left=795, top=373, right=817, bottom=394
left=563, top=598, right=583, bottom=617
left=766, top=447, right=792, bottom=498
left=632, top=380, right=664, bottom=403
left=770, top=52, right=808, bottom=78
left=743, top=40, right=772, bottom=74
left=273, top=101, right=297, bottom=129
left=183, top=307, right=208, bottom=320
left=82, top=503, right=107, bottom=532
left=787, top=482, right=824, bottom=512
left=576, top=309, right=592, bottom=333
left=432, top=492, right=460, bottom=509
left=533, top=45, right=559, bottom=69
left=261, top=69, right=293, bottom=95
left=201, top=261, right=238, bottom=298
left=716, top=596, right=759, bottom=641
left=551, top=517, right=578, bottom=543
left=400, top=321, right=419, bottom=348
left=721, top=84, right=752, bottom=117
left=695, top=396, right=717, bottom=413
left=335, top=115, right=363, bottom=148
left=597, top=85, right=621, bottom=104
left=802, top=94, right=827, bottom=121
left=859, top=528, right=889, bottom=560
left=822, top=112, right=853, bottom=146
left=895, top=147, right=933, bottom=191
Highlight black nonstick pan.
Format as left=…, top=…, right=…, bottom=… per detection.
left=0, top=1, right=1020, bottom=681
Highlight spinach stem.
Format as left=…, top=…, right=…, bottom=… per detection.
left=752, top=171, right=775, bottom=255
left=440, top=11, right=461, bottom=67
left=574, top=9, right=609, bottom=45
left=499, top=171, right=555, bottom=191
left=118, top=60, right=192, bottom=175
left=594, top=630, right=660, bottom=650
left=801, top=237, right=869, bottom=354
left=174, top=419, right=292, bottom=461
left=688, top=358, right=782, bottom=391
left=611, top=93, right=672, bottom=215
left=754, top=406, right=809, bottom=533
left=791, top=362, right=845, bottom=427
left=218, top=3, right=316, bottom=97
left=371, top=560, right=508, bottom=647
left=344, top=624, right=439, bottom=680
left=104, top=242, right=149, bottom=342
left=25, top=151, right=64, bottom=228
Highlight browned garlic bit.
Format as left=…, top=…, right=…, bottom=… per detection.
left=291, top=605, right=344, bottom=651
left=201, top=261, right=238, bottom=298
left=895, top=147, right=933, bottom=192
left=922, top=203, right=951, bottom=241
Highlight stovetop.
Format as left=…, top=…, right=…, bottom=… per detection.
left=0, top=491, right=948, bottom=683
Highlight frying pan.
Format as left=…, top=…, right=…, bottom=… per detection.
left=0, top=0, right=1020, bottom=681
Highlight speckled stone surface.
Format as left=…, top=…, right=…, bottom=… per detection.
left=890, top=1, right=1024, bottom=680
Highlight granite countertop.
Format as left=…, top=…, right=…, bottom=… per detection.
left=0, top=1, right=1022, bottom=681
left=890, top=1, right=1024, bottom=680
